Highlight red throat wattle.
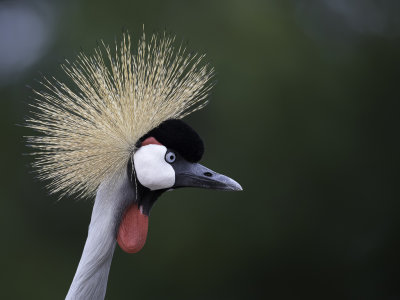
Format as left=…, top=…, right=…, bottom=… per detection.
left=117, top=136, right=162, bottom=253
left=117, top=203, right=148, bottom=253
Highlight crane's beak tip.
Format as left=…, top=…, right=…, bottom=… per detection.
left=224, top=177, right=243, bottom=191
left=234, top=182, right=243, bottom=191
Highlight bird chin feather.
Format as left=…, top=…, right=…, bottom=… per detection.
left=116, top=163, right=166, bottom=253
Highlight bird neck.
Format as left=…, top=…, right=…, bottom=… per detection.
left=66, top=171, right=134, bottom=300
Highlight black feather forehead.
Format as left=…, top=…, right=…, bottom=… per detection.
left=138, top=119, right=204, bottom=163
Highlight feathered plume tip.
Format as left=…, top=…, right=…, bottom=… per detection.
left=26, top=31, right=214, bottom=198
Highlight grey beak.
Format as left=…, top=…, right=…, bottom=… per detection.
left=173, top=161, right=242, bottom=191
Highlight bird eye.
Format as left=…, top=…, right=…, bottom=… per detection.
left=165, top=151, right=176, bottom=163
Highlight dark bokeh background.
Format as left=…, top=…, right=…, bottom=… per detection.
left=1, top=0, right=400, bottom=299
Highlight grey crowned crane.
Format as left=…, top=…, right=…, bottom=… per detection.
left=26, top=32, right=242, bottom=300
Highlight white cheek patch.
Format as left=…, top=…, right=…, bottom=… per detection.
left=133, top=144, right=175, bottom=190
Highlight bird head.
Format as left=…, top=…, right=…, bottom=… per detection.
left=117, top=119, right=242, bottom=253
left=25, top=31, right=242, bottom=256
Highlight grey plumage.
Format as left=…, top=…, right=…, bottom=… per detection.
left=66, top=170, right=134, bottom=299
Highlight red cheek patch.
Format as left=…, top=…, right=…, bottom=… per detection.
left=117, top=203, right=148, bottom=253
left=141, top=137, right=162, bottom=146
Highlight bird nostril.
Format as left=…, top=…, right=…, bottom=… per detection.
left=204, top=172, right=212, bottom=177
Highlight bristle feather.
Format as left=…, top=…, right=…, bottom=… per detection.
left=26, top=31, right=214, bottom=198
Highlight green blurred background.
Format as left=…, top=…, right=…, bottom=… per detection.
left=1, top=0, right=400, bottom=299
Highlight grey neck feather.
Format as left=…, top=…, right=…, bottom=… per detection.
left=66, top=171, right=134, bottom=300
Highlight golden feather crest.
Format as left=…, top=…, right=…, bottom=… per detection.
left=26, top=32, right=214, bottom=198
